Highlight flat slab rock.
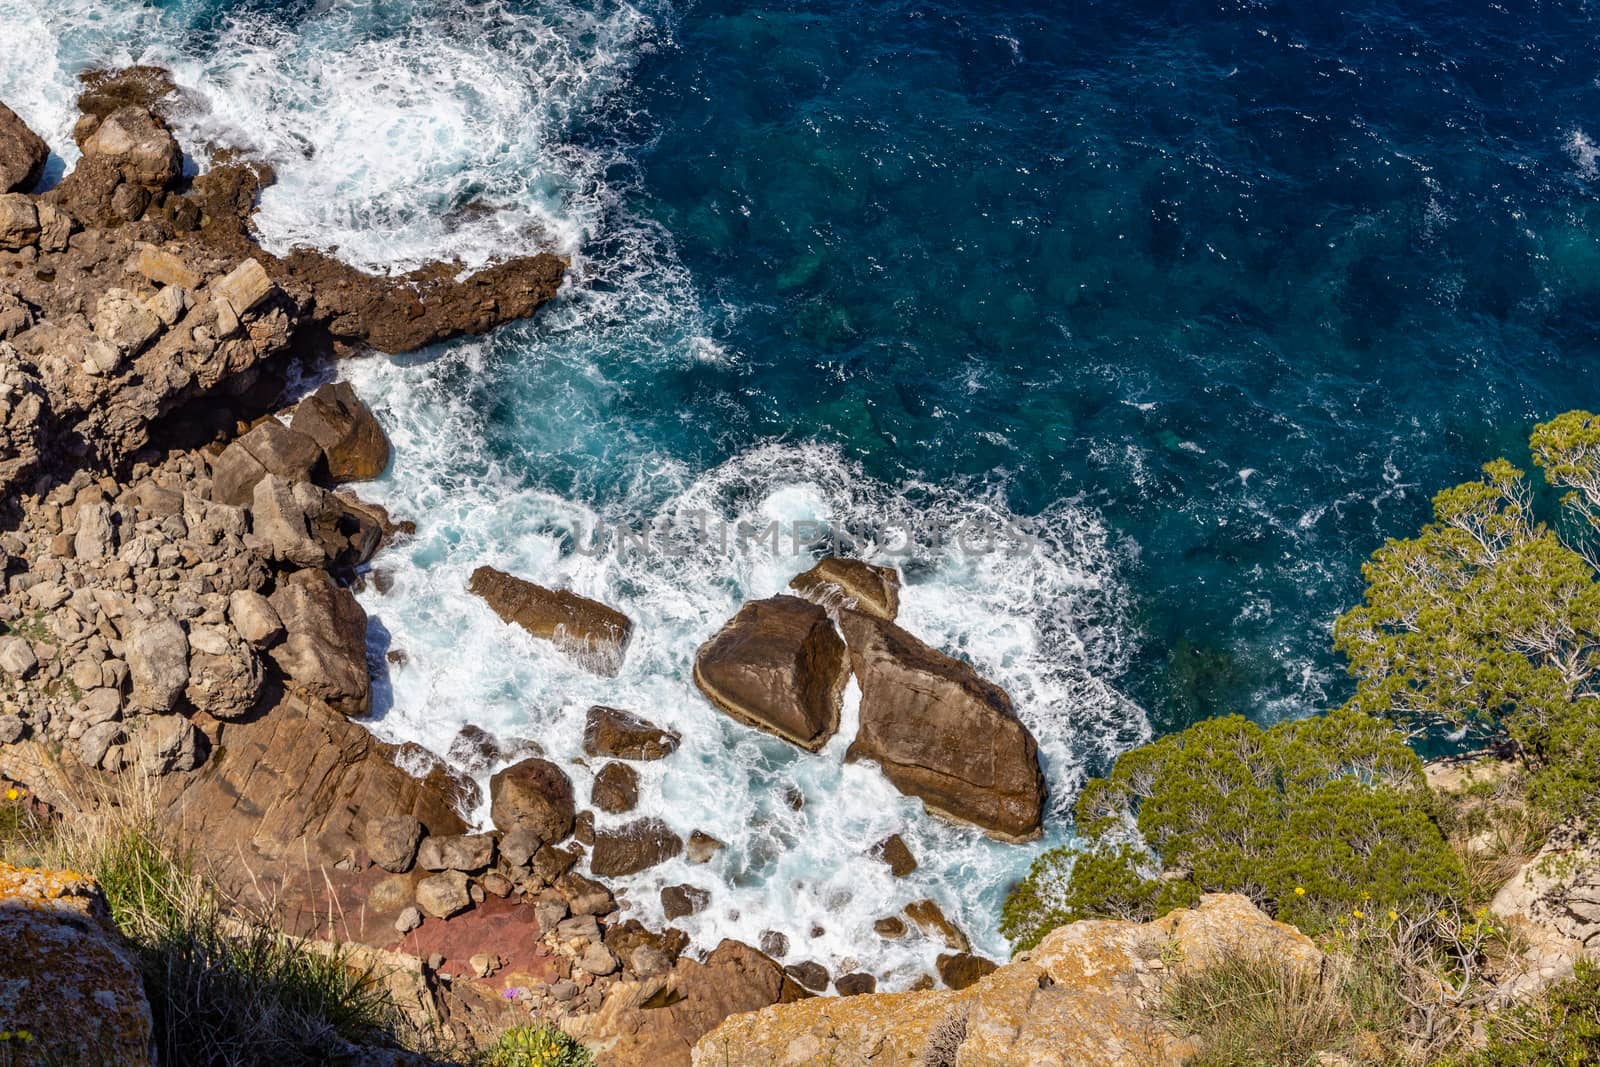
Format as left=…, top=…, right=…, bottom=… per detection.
left=468, top=565, right=633, bottom=676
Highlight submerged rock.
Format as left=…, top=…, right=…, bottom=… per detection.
left=468, top=565, right=633, bottom=676
left=840, top=609, right=1045, bottom=842
left=789, top=556, right=901, bottom=621
left=693, top=594, right=849, bottom=752
left=583, top=704, right=680, bottom=761
left=591, top=817, right=683, bottom=877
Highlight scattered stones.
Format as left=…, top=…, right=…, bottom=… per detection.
left=415, top=869, right=471, bottom=920
left=93, top=288, right=163, bottom=357
left=583, top=704, right=680, bottom=761
left=366, top=815, right=425, bottom=874
left=416, top=833, right=496, bottom=873
left=789, top=556, right=900, bottom=621
left=592, top=762, right=640, bottom=814
left=489, top=756, right=576, bottom=843
left=590, top=818, right=683, bottom=878
left=468, top=566, right=633, bottom=676
left=693, top=595, right=850, bottom=751
left=661, top=883, right=711, bottom=920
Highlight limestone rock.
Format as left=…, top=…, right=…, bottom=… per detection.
left=184, top=627, right=264, bottom=721
left=1490, top=819, right=1600, bottom=996
left=416, top=833, right=496, bottom=873
left=583, top=704, right=680, bottom=761
left=132, top=243, right=202, bottom=290
left=489, top=756, right=576, bottom=842
left=0, top=192, right=39, bottom=250
left=841, top=609, right=1045, bottom=841
left=592, top=761, right=640, bottom=814
left=0, top=864, right=153, bottom=1065
left=468, top=566, right=633, bottom=676
left=136, top=713, right=203, bottom=775
left=210, top=419, right=323, bottom=507
left=80, top=105, right=182, bottom=188
left=79, top=719, right=125, bottom=769
left=292, top=380, right=391, bottom=482
left=228, top=588, right=284, bottom=647
left=0, top=715, right=25, bottom=744
left=789, top=556, right=900, bottom=621
left=0, top=101, right=49, bottom=193
left=693, top=595, right=849, bottom=752
left=591, top=818, right=683, bottom=878
left=34, top=202, right=71, bottom=251
left=0, top=634, right=38, bottom=678
left=212, top=257, right=275, bottom=316
left=395, top=905, right=423, bottom=934
left=692, top=894, right=1320, bottom=1067
left=366, top=815, right=425, bottom=874
left=74, top=499, right=116, bottom=559
left=126, top=616, right=190, bottom=712
left=252, top=473, right=328, bottom=567
left=415, top=869, right=471, bottom=920
left=94, top=288, right=163, bottom=357
left=267, top=568, right=371, bottom=717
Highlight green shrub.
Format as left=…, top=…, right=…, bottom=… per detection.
left=483, top=1025, right=595, bottom=1067
left=1445, top=958, right=1600, bottom=1066
left=1001, top=708, right=1464, bottom=950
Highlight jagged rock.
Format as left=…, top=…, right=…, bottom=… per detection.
left=93, top=288, right=163, bottom=357
left=213, top=257, right=274, bottom=318
left=686, top=830, right=724, bottom=865
left=873, top=917, right=907, bottom=939
left=184, top=630, right=263, bottom=721
left=79, top=719, right=124, bottom=768
left=0, top=102, right=48, bottom=193
left=661, top=883, right=710, bottom=920
left=904, top=899, right=970, bottom=953
left=210, top=419, right=323, bottom=507
left=416, top=833, right=496, bottom=873
left=789, top=557, right=901, bottom=621
left=80, top=105, right=182, bottom=188
left=0, top=634, right=38, bottom=678
left=34, top=202, right=71, bottom=251
left=73, top=499, right=116, bottom=559
left=292, top=380, right=390, bottom=482
left=580, top=942, right=620, bottom=977
left=146, top=283, right=189, bottom=326
left=759, top=931, right=789, bottom=958
left=126, top=616, right=190, bottom=712
left=693, top=595, right=849, bottom=752
left=938, top=952, right=998, bottom=991
left=0, top=193, right=39, bottom=250
left=872, top=834, right=918, bottom=877
left=468, top=566, right=633, bottom=676
left=531, top=844, right=581, bottom=886
left=784, top=961, right=830, bottom=992
left=835, top=972, right=876, bottom=996
left=267, top=568, right=370, bottom=716
left=366, top=815, right=426, bottom=874
left=0, top=864, right=154, bottom=1065
left=693, top=894, right=1321, bottom=1067
left=591, top=818, right=683, bottom=877
left=132, top=243, right=201, bottom=290
left=228, top=588, right=283, bottom=647
left=136, top=713, right=203, bottom=775
left=0, top=715, right=25, bottom=744
left=489, top=756, right=576, bottom=842
left=583, top=704, right=680, bottom=761
left=252, top=473, right=328, bottom=567
left=592, top=762, right=640, bottom=814
left=840, top=609, right=1045, bottom=841
left=415, top=869, right=471, bottom=920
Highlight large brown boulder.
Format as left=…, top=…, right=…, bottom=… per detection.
left=291, top=380, right=391, bottom=482
left=468, top=565, right=632, bottom=676
left=692, top=595, right=849, bottom=752
left=789, top=557, right=900, bottom=621
left=840, top=610, right=1045, bottom=841
left=0, top=101, right=48, bottom=193
left=490, top=756, right=576, bottom=843
left=590, top=818, right=683, bottom=877
left=565, top=939, right=808, bottom=1067
left=691, top=895, right=1319, bottom=1067
left=78, top=105, right=181, bottom=189
left=210, top=418, right=323, bottom=507
left=267, top=568, right=371, bottom=716
left=584, top=704, right=680, bottom=761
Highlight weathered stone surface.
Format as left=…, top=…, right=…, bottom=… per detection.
left=938, top=952, right=998, bottom=990
left=416, top=869, right=471, bottom=919
left=489, top=756, right=576, bottom=843
left=0, top=864, right=154, bottom=1065
left=184, top=627, right=264, bottom=720
left=252, top=473, right=327, bottom=567
left=583, top=704, right=680, bottom=761
left=0, top=714, right=25, bottom=744
left=0, top=192, right=39, bottom=250
left=872, top=833, right=917, bottom=877
left=132, top=243, right=202, bottom=289
left=80, top=105, right=182, bottom=188
left=1490, top=819, right=1600, bottom=997
left=93, top=288, right=163, bottom=356
left=0, top=101, right=49, bottom=193
left=366, top=814, right=425, bottom=874
left=126, top=616, right=190, bottom=712
left=267, top=568, right=371, bottom=717
left=0, top=634, right=38, bottom=678
left=416, top=833, right=496, bottom=873
left=789, top=556, right=901, bottom=621
left=469, top=566, right=633, bottom=676
left=835, top=972, right=876, bottom=996
left=213, top=257, right=275, bottom=316
left=228, top=588, right=284, bottom=647
left=136, top=713, right=203, bottom=775
left=784, top=961, right=830, bottom=992
left=591, top=818, right=683, bottom=878
left=565, top=940, right=808, bottom=1067
left=210, top=419, right=323, bottom=507
left=592, top=761, right=640, bottom=814
left=693, top=595, right=849, bottom=752
left=661, top=883, right=711, bottom=920
left=692, top=894, right=1320, bottom=1067
left=841, top=609, right=1045, bottom=841
left=292, top=380, right=390, bottom=482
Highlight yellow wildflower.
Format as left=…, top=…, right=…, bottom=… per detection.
left=1388, top=910, right=1399, bottom=922
left=1293, top=886, right=1305, bottom=896
left=3, top=788, right=17, bottom=801
left=1353, top=909, right=1364, bottom=919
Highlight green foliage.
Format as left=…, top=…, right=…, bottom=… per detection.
left=1334, top=418, right=1600, bottom=822
left=1446, top=958, right=1600, bottom=1066
left=1001, top=709, right=1464, bottom=950
left=483, top=1025, right=595, bottom=1067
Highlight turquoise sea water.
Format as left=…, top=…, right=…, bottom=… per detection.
left=6, top=0, right=1600, bottom=981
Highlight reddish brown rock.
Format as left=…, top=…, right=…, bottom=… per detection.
left=592, top=761, right=640, bottom=814
left=590, top=818, right=683, bottom=878
left=840, top=609, right=1045, bottom=841
left=583, top=704, right=680, bottom=761
left=789, top=556, right=901, bottom=621
left=469, top=565, right=632, bottom=676
left=692, top=595, right=849, bottom=752
left=489, top=756, right=576, bottom=843
left=0, top=101, right=48, bottom=193
left=291, top=380, right=391, bottom=482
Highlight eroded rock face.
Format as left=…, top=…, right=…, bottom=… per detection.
left=0, top=102, right=48, bottom=193
left=789, top=557, right=901, bottom=621
left=692, top=894, right=1321, bottom=1067
left=692, top=595, right=849, bottom=752
left=0, top=864, right=154, bottom=1066
left=1490, top=820, right=1600, bottom=996
left=840, top=609, right=1045, bottom=841
left=469, top=566, right=633, bottom=676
